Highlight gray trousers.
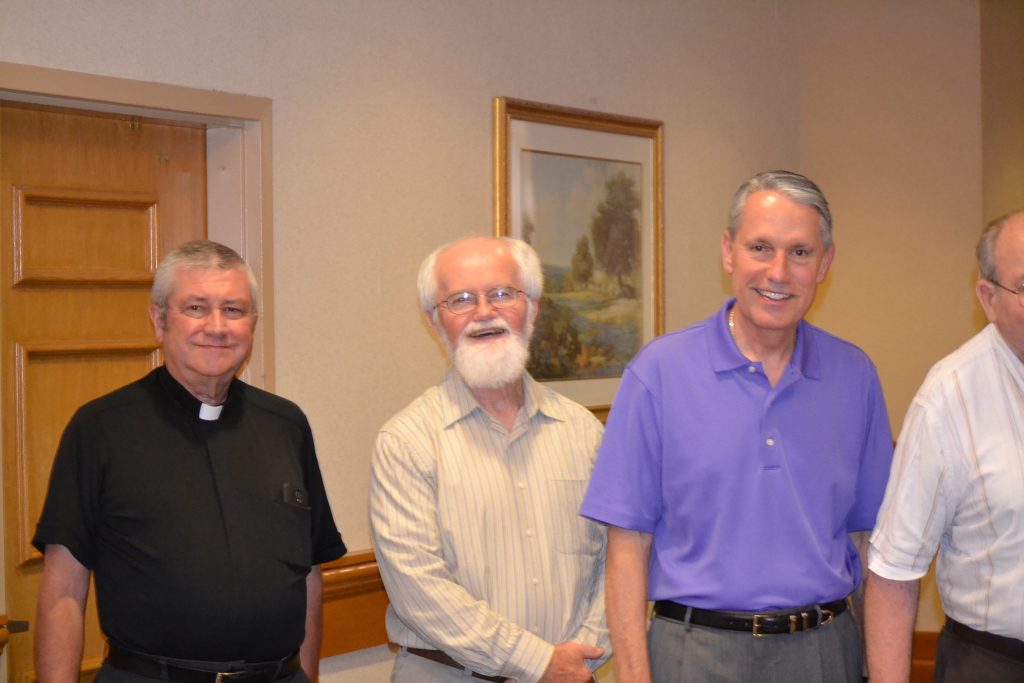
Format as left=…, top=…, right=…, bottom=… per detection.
left=648, top=609, right=862, bottom=683
left=934, top=622, right=1024, bottom=683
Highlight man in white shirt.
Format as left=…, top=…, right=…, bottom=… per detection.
left=866, top=210, right=1024, bottom=682
left=370, top=236, right=609, bottom=683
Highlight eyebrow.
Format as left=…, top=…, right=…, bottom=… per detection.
left=745, top=237, right=815, bottom=249
left=180, top=295, right=250, bottom=305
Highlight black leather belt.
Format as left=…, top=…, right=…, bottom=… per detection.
left=946, top=617, right=1024, bottom=663
left=654, top=597, right=848, bottom=636
left=106, top=645, right=301, bottom=683
left=406, top=647, right=504, bottom=682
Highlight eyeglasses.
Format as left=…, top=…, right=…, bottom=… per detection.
left=990, top=279, right=1024, bottom=306
left=434, top=286, right=525, bottom=315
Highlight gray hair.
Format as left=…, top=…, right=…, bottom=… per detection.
left=977, top=210, right=1024, bottom=282
left=417, top=236, right=543, bottom=324
left=728, top=170, right=834, bottom=250
left=151, top=240, right=259, bottom=325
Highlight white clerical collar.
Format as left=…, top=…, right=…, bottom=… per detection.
left=199, top=403, right=224, bottom=421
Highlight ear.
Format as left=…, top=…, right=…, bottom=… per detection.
left=721, top=231, right=735, bottom=274
left=149, top=304, right=165, bottom=343
left=976, top=279, right=998, bottom=323
left=529, top=297, right=541, bottom=325
left=426, top=309, right=443, bottom=335
left=816, top=244, right=836, bottom=283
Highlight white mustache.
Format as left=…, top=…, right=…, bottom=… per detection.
left=461, top=318, right=512, bottom=339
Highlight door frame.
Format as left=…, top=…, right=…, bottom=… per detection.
left=0, top=60, right=274, bottom=389
left=0, top=61, right=274, bottom=676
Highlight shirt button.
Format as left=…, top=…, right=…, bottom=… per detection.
left=766, top=438, right=775, bottom=447
left=517, top=482, right=526, bottom=489
left=532, top=578, right=539, bottom=585
left=747, top=366, right=756, bottom=373
left=526, top=529, right=533, bottom=537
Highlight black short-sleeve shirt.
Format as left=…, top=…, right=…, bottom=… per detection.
left=33, top=367, right=346, bottom=661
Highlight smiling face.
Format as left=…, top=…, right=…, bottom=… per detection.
left=149, top=267, right=256, bottom=402
left=722, top=190, right=834, bottom=348
left=431, top=238, right=537, bottom=388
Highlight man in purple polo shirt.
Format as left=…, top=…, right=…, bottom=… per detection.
left=580, top=170, right=893, bottom=682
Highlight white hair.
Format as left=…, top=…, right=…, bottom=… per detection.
left=416, top=236, right=543, bottom=325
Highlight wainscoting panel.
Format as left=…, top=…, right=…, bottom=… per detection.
left=321, top=550, right=390, bottom=657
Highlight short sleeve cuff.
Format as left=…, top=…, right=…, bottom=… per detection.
left=32, top=529, right=94, bottom=570
left=505, top=630, right=555, bottom=683
left=312, top=537, right=347, bottom=565
left=578, top=504, right=658, bottom=535
left=867, top=545, right=928, bottom=581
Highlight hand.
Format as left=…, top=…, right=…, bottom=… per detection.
left=538, top=642, right=604, bottom=683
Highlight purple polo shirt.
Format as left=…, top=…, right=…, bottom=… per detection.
left=580, top=300, right=893, bottom=611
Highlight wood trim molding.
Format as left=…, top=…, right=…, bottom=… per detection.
left=320, top=549, right=389, bottom=657
left=911, top=630, right=938, bottom=683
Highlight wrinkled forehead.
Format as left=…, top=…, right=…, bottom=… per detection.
left=171, top=267, right=254, bottom=301
left=734, top=191, right=824, bottom=247
left=435, top=243, right=522, bottom=294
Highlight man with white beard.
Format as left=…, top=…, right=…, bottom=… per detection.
left=370, top=236, right=610, bottom=683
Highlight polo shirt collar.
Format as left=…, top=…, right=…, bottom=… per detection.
left=707, top=298, right=822, bottom=380
left=439, top=366, right=565, bottom=428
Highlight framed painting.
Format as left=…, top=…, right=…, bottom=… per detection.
left=494, top=97, right=664, bottom=413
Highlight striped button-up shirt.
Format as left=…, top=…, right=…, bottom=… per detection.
left=870, top=324, right=1024, bottom=639
left=370, top=368, right=609, bottom=682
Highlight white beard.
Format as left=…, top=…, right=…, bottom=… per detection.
left=445, top=317, right=533, bottom=390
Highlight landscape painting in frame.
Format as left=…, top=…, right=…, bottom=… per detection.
left=494, top=98, right=663, bottom=411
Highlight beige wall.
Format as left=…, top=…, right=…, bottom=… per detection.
left=793, top=0, right=984, bottom=632
left=2, top=0, right=1020, bottom=677
left=982, top=0, right=1024, bottom=221
left=797, top=1, right=983, bottom=422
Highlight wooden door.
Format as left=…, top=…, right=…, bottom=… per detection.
left=1, top=102, right=206, bottom=682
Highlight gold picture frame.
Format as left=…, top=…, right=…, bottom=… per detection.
left=494, top=97, right=664, bottom=413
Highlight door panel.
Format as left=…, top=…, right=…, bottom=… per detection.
left=15, top=186, right=158, bottom=283
left=1, top=102, right=206, bottom=682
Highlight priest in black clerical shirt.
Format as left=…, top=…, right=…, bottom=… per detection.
left=33, top=240, right=345, bottom=683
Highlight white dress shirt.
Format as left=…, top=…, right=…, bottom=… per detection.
left=370, top=368, right=609, bottom=682
left=869, top=324, right=1024, bottom=639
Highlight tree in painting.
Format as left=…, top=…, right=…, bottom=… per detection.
left=590, top=172, right=640, bottom=298
left=569, top=235, right=594, bottom=290
left=517, top=153, right=644, bottom=382
left=527, top=295, right=582, bottom=379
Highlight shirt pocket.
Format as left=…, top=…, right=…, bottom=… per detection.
left=268, top=492, right=313, bottom=572
left=546, top=479, right=604, bottom=556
